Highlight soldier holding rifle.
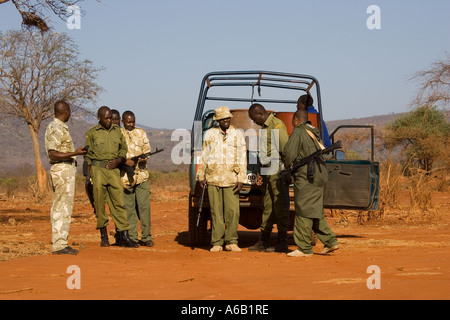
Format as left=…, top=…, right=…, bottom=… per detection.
left=283, top=109, right=339, bottom=257
left=120, top=110, right=154, bottom=247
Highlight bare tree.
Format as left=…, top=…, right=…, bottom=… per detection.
left=412, top=54, right=450, bottom=109
left=0, top=29, right=103, bottom=191
left=0, top=0, right=92, bottom=32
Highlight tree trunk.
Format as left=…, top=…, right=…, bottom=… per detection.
left=27, top=124, right=48, bottom=192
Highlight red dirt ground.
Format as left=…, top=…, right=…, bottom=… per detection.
left=0, top=186, right=449, bottom=301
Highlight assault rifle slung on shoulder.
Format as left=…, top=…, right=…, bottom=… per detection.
left=280, top=141, right=343, bottom=184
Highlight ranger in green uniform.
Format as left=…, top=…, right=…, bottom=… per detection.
left=283, top=109, right=338, bottom=257
left=248, top=104, right=290, bottom=252
left=84, top=106, right=137, bottom=248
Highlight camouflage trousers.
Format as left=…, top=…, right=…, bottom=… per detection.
left=50, top=163, right=76, bottom=251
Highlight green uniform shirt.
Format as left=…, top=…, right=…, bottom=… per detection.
left=260, top=113, right=289, bottom=175
left=84, top=123, right=128, bottom=165
left=261, top=113, right=289, bottom=159
left=283, top=121, right=328, bottom=219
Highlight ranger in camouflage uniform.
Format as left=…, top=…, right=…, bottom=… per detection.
left=120, top=110, right=153, bottom=247
left=45, top=101, right=87, bottom=255
left=197, top=106, right=247, bottom=252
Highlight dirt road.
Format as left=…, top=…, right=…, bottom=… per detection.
left=1, top=188, right=449, bottom=301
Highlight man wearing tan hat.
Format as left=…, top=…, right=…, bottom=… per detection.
left=197, top=106, right=247, bottom=252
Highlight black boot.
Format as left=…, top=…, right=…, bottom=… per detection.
left=112, top=228, right=121, bottom=246
left=99, top=227, right=110, bottom=247
left=248, top=231, right=271, bottom=252
left=273, top=231, right=288, bottom=252
left=118, top=230, right=139, bottom=248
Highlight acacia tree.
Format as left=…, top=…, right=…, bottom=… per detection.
left=412, top=54, right=450, bottom=109
left=0, top=30, right=103, bottom=191
left=384, top=105, right=450, bottom=173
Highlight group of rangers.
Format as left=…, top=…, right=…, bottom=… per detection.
left=44, top=95, right=338, bottom=258
left=198, top=96, right=338, bottom=257
left=45, top=102, right=153, bottom=255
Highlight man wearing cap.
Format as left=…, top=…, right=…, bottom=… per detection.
left=197, top=106, right=247, bottom=252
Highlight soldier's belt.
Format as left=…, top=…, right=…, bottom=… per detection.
left=91, top=160, right=110, bottom=168
left=51, top=159, right=77, bottom=167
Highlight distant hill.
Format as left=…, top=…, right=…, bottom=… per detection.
left=0, top=112, right=186, bottom=178
left=325, top=110, right=450, bottom=162
left=326, top=112, right=406, bottom=134
left=0, top=110, right=448, bottom=178
left=326, top=110, right=450, bottom=133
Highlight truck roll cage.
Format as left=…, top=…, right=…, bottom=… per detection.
left=193, top=70, right=324, bottom=140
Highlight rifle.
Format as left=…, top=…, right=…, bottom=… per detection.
left=82, top=159, right=96, bottom=214
left=122, top=148, right=164, bottom=187
left=196, top=183, right=207, bottom=227
left=280, top=141, right=343, bottom=184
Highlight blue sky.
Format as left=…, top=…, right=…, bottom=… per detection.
left=1, top=0, right=449, bottom=129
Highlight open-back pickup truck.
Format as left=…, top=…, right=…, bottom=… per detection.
left=188, top=71, right=380, bottom=246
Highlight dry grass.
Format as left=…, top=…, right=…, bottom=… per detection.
left=372, top=158, right=449, bottom=223
left=0, top=171, right=190, bottom=206
left=0, top=166, right=448, bottom=224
